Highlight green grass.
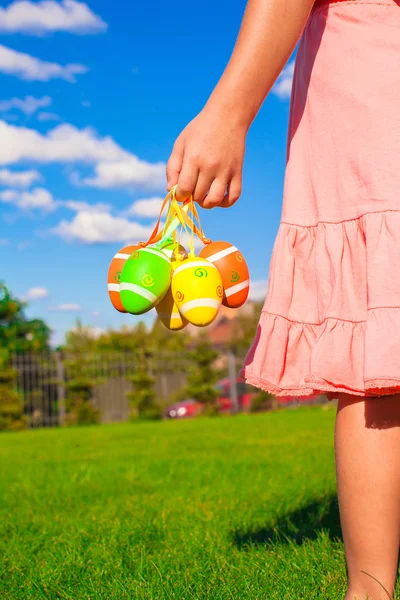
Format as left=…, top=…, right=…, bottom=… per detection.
left=0, top=406, right=370, bottom=599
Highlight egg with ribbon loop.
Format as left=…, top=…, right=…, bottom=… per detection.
left=107, top=244, right=139, bottom=313
left=172, top=257, right=223, bottom=327
left=120, top=247, right=172, bottom=315
left=160, top=239, right=188, bottom=263
left=200, top=241, right=250, bottom=308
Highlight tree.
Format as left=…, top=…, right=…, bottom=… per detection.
left=150, top=318, right=189, bottom=353
left=127, top=350, right=159, bottom=420
left=228, top=301, right=264, bottom=357
left=0, top=283, right=51, bottom=352
left=95, top=322, right=149, bottom=353
left=0, top=283, right=51, bottom=430
left=0, top=348, right=26, bottom=431
left=184, top=335, right=220, bottom=413
left=62, top=320, right=100, bottom=425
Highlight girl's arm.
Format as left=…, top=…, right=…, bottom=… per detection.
left=166, top=0, right=315, bottom=207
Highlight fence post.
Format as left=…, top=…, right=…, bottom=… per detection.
left=56, top=352, right=66, bottom=426
left=228, top=349, right=239, bottom=414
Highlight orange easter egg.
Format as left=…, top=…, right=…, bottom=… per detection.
left=199, top=241, right=249, bottom=308
left=107, top=245, right=139, bottom=312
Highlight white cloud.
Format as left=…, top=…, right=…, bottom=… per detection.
left=87, top=326, right=104, bottom=338
left=0, top=187, right=55, bottom=211
left=0, top=185, right=114, bottom=215
left=273, top=62, right=295, bottom=100
left=124, top=197, right=164, bottom=218
left=0, top=238, right=9, bottom=246
left=84, top=158, right=166, bottom=190
left=0, top=121, right=165, bottom=190
left=70, top=323, right=104, bottom=337
left=24, top=286, right=49, bottom=300
left=62, top=199, right=111, bottom=213
left=37, top=111, right=60, bottom=122
left=0, top=44, right=87, bottom=82
left=51, top=210, right=155, bottom=244
left=0, top=168, right=41, bottom=187
left=249, top=280, right=268, bottom=301
left=0, top=95, right=52, bottom=115
left=0, top=0, right=107, bottom=35
left=81, top=99, right=91, bottom=108
left=0, top=121, right=127, bottom=164
left=49, top=303, right=81, bottom=311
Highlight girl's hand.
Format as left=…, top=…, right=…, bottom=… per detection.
left=166, top=106, right=247, bottom=209
left=166, top=0, right=314, bottom=209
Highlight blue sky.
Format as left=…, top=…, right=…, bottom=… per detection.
left=0, top=0, right=294, bottom=346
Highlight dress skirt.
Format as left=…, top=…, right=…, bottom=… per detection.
left=241, top=0, right=400, bottom=398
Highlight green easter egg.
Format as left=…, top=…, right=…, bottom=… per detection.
left=120, top=247, right=172, bottom=315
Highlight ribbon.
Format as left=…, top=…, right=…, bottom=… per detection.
left=138, top=186, right=212, bottom=255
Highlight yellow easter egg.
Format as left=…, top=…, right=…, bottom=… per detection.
left=171, top=258, right=223, bottom=327
left=156, top=286, right=188, bottom=331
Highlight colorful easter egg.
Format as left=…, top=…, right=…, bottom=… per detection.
left=171, top=257, right=223, bottom=327
left=156, top=286, right=188, bottom=331
left=107, top=244, right=139, bottom=313
left=199, top=241, right=250, bottom=308
left=120, top=247, right=172, bottom=315
left=160, top=239, right=188, bottom=262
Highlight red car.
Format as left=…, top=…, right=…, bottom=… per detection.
left=277, top=394, right=325, bottom=406
left=163, top=377, right=257, bottom=419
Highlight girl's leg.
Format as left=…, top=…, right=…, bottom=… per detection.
left=335, top=394, right=400, bottom=600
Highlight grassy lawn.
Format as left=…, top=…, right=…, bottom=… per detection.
left=0, top=406, right=379, bottom=599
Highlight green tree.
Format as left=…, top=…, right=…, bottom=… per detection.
left=150, top=318, right=189, bottom=353
left=0, top=348, right=26, bottom=431
left=184, top=335, right=220, bottom=414
left=0, top=283, right=50, bottom=430
left=63, top=320, right=100, bottom=425
left=95, top=322, right=149, bottom=353
left=127, top=351, right=160, bottom=420
left=228, top=301, right=264, bottom=358
left=0, top=282, right=51, bottom=352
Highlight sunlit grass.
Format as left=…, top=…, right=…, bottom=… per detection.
left=0, top=406, right=388, bottom=599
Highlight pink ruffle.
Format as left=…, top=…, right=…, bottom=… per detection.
left=241, top=212, right=400, bottom=398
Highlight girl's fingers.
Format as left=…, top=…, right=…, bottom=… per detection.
left=200, top=178, right=228, bottom=209
left=166, top=138, right=184, bottom=191
left=175, top=161, right=200, bottom=202
left=219, top=176, right=242, bottom=208
left=193, top=172, right=214, bottom=205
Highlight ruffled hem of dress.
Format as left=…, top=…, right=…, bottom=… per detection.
left=240, top=309, right=400, bottom=399
left=240, top=370, right=400, bottom=399
left=240, top=210, right=400, bottom=400
left=238, top=370, right=319, bottom=397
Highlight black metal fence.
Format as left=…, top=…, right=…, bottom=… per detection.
left=10, top=352, right=328, bottom=429
left=11, top=351, right=241, bottom=428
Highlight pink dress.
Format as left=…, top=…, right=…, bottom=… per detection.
left=241, top=0, right=400, bottom=399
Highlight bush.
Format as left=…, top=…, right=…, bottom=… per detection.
left=184, top=336, right=220, bottom=412
left=0, top=350, right=26, bottom=431
left=127, top=354, right=162, bottom=421
left=250, top=391, right=277, bottom=413
left=64, top=363, right=101, bottom=426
